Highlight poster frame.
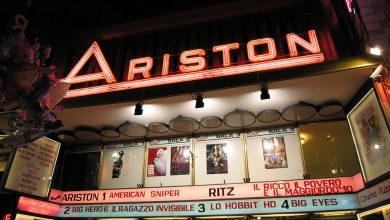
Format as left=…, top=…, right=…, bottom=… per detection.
left=245, top=127, right=304, bottom=182
left=347, top=89, right=390, bottom=183
left=373, top=77, right=390, bottom=129
left=99, top=142, right=145, bottom=189
left=0, top=137, right=61, bottom=199
left=145, top=138, right=193, bottom=187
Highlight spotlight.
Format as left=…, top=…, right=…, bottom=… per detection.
left=369, top=47, right=382, bottom=56
left=366, top=45, right=383, bottom=56
left=134, top=102, right=143, bottom=115
left=260, top=84, right=270, bottom=100
left=195, top=94, right=204, bottom=108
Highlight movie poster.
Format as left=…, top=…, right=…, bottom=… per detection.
left=206, top=143, right=228, bottom=174
left=170, top=146, right=190, bottom=175
left=147, top=147, right=168, bottom=177
left=348, top=90, right=390, bottom=182
left=112, top=151, right=125, bottom=178
left=355, top=104, right=383, bottom=158
left=262, top=136, right=288, bottom=169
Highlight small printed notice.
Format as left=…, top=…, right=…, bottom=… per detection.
left=5, top=137, right=60, bottom=197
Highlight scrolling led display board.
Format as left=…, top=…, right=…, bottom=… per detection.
left=63, top=30, right=324, bottom=98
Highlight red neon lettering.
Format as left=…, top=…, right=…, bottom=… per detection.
left=64, top=41, right=117, bottom=84
left=287, top=30, right=321, bottom=57
left=247, top=38, right=277, bottom=62
left=17, top=196, right=60, bottom=217
left=127, top=57, right=153, bottom=80
left=63, top=30, right=324, bottom=98
left=213, top=43, right=239, bottom=67
left=179, top=49, right=206, bottom=72
left=161, top=54, right=170, bottom=76
left=65, top=54, right=324, bottom=98
left=3, top=213, right=11, bottom=220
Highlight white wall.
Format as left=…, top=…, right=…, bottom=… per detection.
left=98, top=128, right=305, bottom=188
left=99, top=142, right=144, bottom=189
left=195, top=133, right=245, bottom=185
left=145, top=137, right=192, bottom=187
left=246, top=127, right=304, bottom=182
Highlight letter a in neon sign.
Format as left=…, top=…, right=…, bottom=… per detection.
left=64, top=42, right=117, bottom=84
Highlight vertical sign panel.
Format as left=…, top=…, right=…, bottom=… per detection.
left=145, top=138, right=192, bottom=187
left=4, top=137, right=60, bottom=197
left=195, top=133, right=244, bottom=185
left=347, top=90, right=390, bottom=183
left=99, top=142, right=144, bottom=189
left=246, top=127, right=304, bottom=182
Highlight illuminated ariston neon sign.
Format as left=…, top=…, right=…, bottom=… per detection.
left=63, top=30, right=324, bottom=98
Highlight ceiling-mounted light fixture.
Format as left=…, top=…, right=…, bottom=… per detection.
left=134, top=102, right=143, bottom=115
left=367, top=46, right=382, bottom=56
left=260, top=84, right=270, bottom=100
left=195, top=94, right=204, bottom=108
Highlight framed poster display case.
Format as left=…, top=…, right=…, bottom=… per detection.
left=1, top=137, right=61, bottom=198
left=373, top=70, right=390, bottom=127
left=347, top=89, right=390, bottom=183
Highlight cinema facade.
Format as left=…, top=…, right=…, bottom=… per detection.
left=3, top=0, right=390, bottom=220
